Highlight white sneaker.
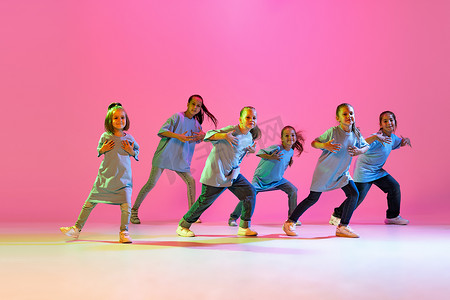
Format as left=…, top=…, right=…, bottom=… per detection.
left=336, top=225, right=360, bottom=238
left=119, top=230, right=133, bottom=243
left=228, top=219, right=238, bottom=227
left=176, top=226, right=195, bottom=237
left=237, top=227, right=258, bottom=236
left=296, top=220, right=302, bottom=226
left=60, top=226, right=80, bottom=239
left=282, top=220, right=297, bottom=236
left=385, top=216, right=409, bottom=225
left=329, top=214, right=341, bottom=226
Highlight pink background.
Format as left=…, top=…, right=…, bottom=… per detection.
left=2, top=1, right=449, bottom=225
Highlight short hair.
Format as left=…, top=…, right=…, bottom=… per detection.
left=104, top=103, right=130, bottom=133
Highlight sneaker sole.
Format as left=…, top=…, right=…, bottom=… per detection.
left=237, top=233, right=258, bottom=236
left=336, top=233, right=359, bottom=238
left=176, top=229, right=195, bottom=237
left=60, top=228, right=79, bottom=239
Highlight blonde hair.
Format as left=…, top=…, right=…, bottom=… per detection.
left=240, top=106, right=261, bottom=141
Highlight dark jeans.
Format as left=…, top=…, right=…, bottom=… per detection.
left=289, top=181, right=359, bottom=226
left=179, top=174, right=256, bottom=229
left=229, top=181, right=297, bottom=220
left=334, top=174, right=401, bottom=219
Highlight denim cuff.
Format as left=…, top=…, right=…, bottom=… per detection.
left=239, top=220, right=250, bottom=228
left=179, top=218, right=192, bottom=229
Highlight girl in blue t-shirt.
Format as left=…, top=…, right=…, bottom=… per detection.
left=131, top=95, right=217, bottom=224
left=228, top=125, right=305, bottom=226
left=60, top=103, right=139, bottom=243
left=330, top=111, right=411, bottom=225
left=283, top=103, right=369, bottom=238
left=176, top=106, right=261, bottom=237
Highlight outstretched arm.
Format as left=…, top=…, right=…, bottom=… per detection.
left=312, top=139, right=342, bottom=153
left=160, top=131, right=193, bottom=143
left=348, top=145, right=369, bottom=157
left=208, top=130, right=238, bottom=146
left=365, top=132, right=392, bottom=146
left=401, top=136, right=412, bottom=147
left=257, top=149, right=284, bottom=161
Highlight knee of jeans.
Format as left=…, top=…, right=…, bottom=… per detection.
left=391, top=181, right=401, bottom=192
left=288, top=185, right=298, bottom=196
left=352, top=190, right=359, bottom=201
left=249, top=186, right=257, bottom=199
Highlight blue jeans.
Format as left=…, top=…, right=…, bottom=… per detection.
left=179, top=174, right=256, bottom=229
left=289, top=181, right=359, bottom=226
left=334, top=174, right=401, bottom=219
left=229, top=180, right=297, bottom=220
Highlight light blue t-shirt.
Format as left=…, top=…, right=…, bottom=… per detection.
left=252, top=145, right=294, bottom=190
left=88, top=132, right=139, bottom=205
left=152, top=112, right=202, bottom=172
left=310, top=126, right=368, bottom=192
left=353, top=132, right=402, bottom=183
left=200, top=125, right=254, bottom=187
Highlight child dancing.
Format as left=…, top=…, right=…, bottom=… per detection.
left=60, top=103, right=139, bottom=243
left=176, top=106, right=261, bottom=237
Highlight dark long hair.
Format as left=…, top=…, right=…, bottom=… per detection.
left=379, top=110, right=397, bottom=132
left=104, top=102, right=130, bottom=133
left=281, top=125, right=305, bottom=167
left=188, top=95, right=218, bottom=128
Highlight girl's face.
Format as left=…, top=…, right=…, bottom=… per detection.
left=186, top=97, right=202, bottom=117
left=239, top=108, right=257, bottom=130
left=112, top=109, right=127, bottom=132
left=281, top=128, right=297, bottom=149
left=380, top=113, right=396, bottom=135
left=336, top=105, right=355, bottom=130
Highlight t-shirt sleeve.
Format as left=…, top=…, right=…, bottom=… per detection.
left=204, top=125, right=236, bottom=142
left=256, top=145, right=280, bottom=156
left=97, top=133, right=109, bottom=157
left=315, top=128, right=334, bottom=143
left=129, top=135, right=140, bottom=161
left=357, top=133, right=369, bottom=148
left=392, top=134, right=403, bottom=150
left=157, top=113, right=179, bottom=138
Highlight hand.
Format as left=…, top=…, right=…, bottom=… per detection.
left=401, top=136, right=412, bottom=147
left=122, top=140, right=135, bottom=156
left=99, top=140, right=115, bottom=154
left=192, top=130, right=206, bottom=142
left=177, top=131, right=194, bottom=143
left=269, top=149, right=284, bottom=161
left=225, top=130, right=238, bottom=146
left=376, top=133, right=392, bottom=146
left=348, top=146, right=362, bottom=157
left=323, top=139, right=341, bottom=153
left=246, top=143, right=257, bottom=154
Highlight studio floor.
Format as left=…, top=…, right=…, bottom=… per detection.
left=1, top=222, right=449, bottom=300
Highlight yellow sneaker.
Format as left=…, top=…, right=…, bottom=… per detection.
left=119, top=230, right=133, bottom=243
